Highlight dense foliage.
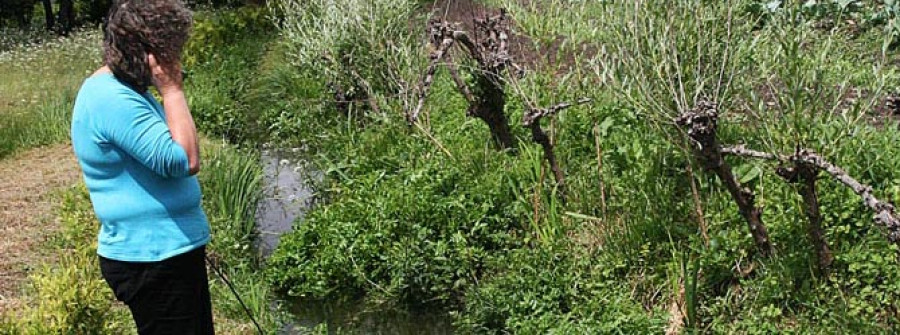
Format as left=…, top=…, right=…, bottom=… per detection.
left=259, top=0, right=900, bottom=332
left=5, top=0, right=900, bottom=333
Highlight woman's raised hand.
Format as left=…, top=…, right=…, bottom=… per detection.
left=146, top=53, right=200, bottom=175
left=148, top=53, right=183, bottom=96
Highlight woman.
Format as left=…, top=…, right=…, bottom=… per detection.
left=70, top=0, right=213, bottom=333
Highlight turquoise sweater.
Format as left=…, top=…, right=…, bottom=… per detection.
left=71, top=73, right=209, bottom=262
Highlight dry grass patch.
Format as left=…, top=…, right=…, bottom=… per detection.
left=0, top=143, right=80, bottom=313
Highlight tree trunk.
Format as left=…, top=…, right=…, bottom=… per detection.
left=41, top=0, right=54, bottom=31
left=57, top=0, right=74, bottom=36
left=471, top=72, right=514, bottom=150
left=709, top=157, right=773, bottom=257
left=530, top=123, right=566, bottom=199
left=779, top=164, right=834, bottom=275
left=676, top=101, right=774, bottom=257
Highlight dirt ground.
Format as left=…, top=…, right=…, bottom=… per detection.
left=428, top=0, right=595, bottom=75
left=0, top=144, right=81, bottom=313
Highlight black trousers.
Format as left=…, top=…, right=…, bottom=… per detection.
left=99, top=246, right=215, bottom=335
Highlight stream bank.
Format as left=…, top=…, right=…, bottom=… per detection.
left=256, top=150, right=454, bottom=334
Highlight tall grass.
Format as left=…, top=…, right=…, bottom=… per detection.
left=262, top=0, right=900, bottom=333
left=201, top=141, right=264, bottom=263
left=271, top=0, right=424, bottom=112
left=0, top=29, right=101, bottom=113
left=0, top=93, right=74, bottom=158
left=199, top=141, right=280, bottom=334
left=0, top=29, right=101, bottom=158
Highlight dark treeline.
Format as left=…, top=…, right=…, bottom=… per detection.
left=0, top=0, right=107, bottom=35
left=0, top=0, right=264, bottom=35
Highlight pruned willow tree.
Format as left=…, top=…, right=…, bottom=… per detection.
left=271, top=0, right=900, bottom=269
left=590, top=0, right=900, bottom=331
left=598, top=0, right=900, bottom=270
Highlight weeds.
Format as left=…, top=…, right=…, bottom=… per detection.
left=1, top=186, right=134, bottom=335
left=5, top=0, right=900, bottom=333
left=264, top=0, right=900, bottom=332
left=0, top=29, right=100, bottom=158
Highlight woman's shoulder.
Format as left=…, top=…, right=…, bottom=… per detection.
left=76, top=74, right=152, bottom=110
left=80, top=73, right=134, bottom=96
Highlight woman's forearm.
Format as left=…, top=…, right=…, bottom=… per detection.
left=148, top=53, right=200, bottom=176
left=161, top=89, right=200, bottom=175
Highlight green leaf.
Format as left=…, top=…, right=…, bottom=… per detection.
left=739, top=165, right=763, bottom=184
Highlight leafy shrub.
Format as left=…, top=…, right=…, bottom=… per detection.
left=266, top=120, right=528, bottom=304
left=456, top=247, right=667, bottom=334
left=183, top=8, right=273, bottom=142
left=2, top=186, right=132, bottom=335
left=183, top=7, right=271, bottom=67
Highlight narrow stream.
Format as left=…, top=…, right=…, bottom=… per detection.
left=256, top=150, right=454, bottom=334
left=256, top=149, right=316, bottom=257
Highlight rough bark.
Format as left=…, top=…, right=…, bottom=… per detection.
left=472, top=70, right=514, bottom=149
left=675, top=101, right=773, bottom=257
left=523, top=99, right=592, bottom=200
left=412, top=11, right=517, bottom=149
left=408, top=23, right=456, bottom=124
left=529, top=123, right=565, bottom=198
left=791, top=150, right=900, bottom=245
left=464, top=11, right=516, bottom=149
left=724, top=145, right=900, bottom=256
left=776, top=160, right=833, bottom=274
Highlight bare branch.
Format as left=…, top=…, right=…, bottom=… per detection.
left=791, top=150, right=900, bottom=244
left=529, top=122, right=567, bottom=199
left=413, top=11, right=518, bottom=149
left=452, top=30, right=482, bottom=64
left=523, top=98, right=593, bottom=201
left=408, top=35, right=455, bottom=124
left=675, top=101, right=773, bottom=257
left=775, top=161, right=833, bottom=274
left=523, top=98, right=592, bottom=126
left=721, top=145, right=784, bottom=161
left=444, top=57, right=475, bottom=105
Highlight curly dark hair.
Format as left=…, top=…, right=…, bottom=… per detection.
left=103, top=0, right=192, bottom=92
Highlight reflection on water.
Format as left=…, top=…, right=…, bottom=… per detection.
left=256, top=149, right=318, bottom=257
left=256, top=149, right=454, bottom=334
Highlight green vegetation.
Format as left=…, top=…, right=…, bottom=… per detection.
left=261, top=0, right=900, bottom=333
left=0, top=186, right=133, bottom=334
left=5, top=0, right=900, bottom=333
left=0, top=30, right=101, bottom=158
left=184, top=6, right=273, bottom=143
left=200, top=141, right=281, bottom=334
